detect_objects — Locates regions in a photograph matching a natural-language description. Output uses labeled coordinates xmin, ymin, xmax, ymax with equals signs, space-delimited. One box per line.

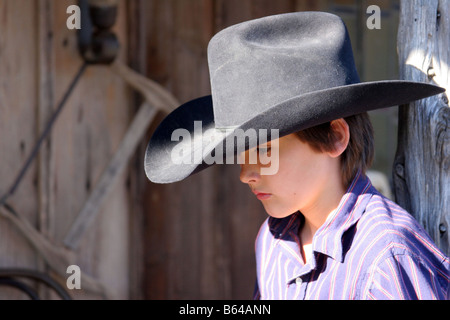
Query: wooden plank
xmin=394 ymin=0 xmax=449 ymax=255
xmin=0 ymin=0 xmax=41 ymax=299
xmin=36 ymin=0 xmax=56 ymax=299
xmin=124 ymin=0 xmax=147 ymax=300
xmin=47 ymin=0 xmax=133 ymax=299
xmin=37 ymin=0 xmax=55 ymax=241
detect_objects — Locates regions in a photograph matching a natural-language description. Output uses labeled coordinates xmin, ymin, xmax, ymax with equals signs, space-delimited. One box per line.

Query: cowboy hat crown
xmin=209 ymin=11 xmax=360 ymax=129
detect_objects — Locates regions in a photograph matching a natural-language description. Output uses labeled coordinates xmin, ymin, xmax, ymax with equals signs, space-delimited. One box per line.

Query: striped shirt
xmin=254 ymin=172 xmax=450 ymax=300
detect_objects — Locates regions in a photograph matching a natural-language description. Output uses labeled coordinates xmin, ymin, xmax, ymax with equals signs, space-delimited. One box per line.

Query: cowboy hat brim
xmin=145 ymin=80 xmax=444 ymax=184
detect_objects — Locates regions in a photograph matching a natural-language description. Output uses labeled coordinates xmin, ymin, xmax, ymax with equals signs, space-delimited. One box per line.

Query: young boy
xmin=144 ymin=12 xmax=449 ymax=299
xmin=242 ymin=115 xmax=449 ymax=299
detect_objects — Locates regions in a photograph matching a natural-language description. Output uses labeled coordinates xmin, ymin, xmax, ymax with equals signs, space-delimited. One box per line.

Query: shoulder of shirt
xmin=356 ymin=192 xmax=449 ymax=269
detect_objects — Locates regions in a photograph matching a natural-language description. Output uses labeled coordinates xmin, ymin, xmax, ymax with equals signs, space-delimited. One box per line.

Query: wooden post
xmin=394 ymin=0 xmax=449 ymax=255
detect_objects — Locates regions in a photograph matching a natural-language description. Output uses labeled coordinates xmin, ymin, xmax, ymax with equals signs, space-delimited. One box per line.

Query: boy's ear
xmin=327 ymin=118 xmax=350 ymax=158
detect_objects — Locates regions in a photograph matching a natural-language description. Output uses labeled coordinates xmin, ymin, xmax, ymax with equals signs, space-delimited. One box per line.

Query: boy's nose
xmin=239 ymin=163 xmax=260 ymax=184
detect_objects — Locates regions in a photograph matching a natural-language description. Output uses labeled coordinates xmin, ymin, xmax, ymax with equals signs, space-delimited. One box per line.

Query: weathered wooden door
xmin=0 ymin=0 xmax=140 ymax=299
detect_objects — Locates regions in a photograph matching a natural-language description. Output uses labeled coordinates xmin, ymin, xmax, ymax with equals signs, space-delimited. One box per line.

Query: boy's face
xmin=239 ymin=133 xmax=339 ymax=219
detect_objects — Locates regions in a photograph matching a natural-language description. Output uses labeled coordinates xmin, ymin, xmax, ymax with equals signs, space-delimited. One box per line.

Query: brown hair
xmin=295 ymin=112 xmax=374 ymax=188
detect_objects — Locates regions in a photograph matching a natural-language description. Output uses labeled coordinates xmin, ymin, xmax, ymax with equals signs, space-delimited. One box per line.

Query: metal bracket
xmin=77 ymin=0 xmax=120 ymax=64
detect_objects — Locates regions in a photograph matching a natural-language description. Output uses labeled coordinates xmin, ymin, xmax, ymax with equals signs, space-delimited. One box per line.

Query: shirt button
xmin=296 ymin=277 xmax=302 ymax=285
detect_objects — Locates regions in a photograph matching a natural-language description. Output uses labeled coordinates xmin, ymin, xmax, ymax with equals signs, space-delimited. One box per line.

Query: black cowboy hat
xmin=144 ymin=11 xmax=444 ymax=184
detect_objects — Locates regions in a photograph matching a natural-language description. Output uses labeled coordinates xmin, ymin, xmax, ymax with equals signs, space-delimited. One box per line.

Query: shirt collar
xmin=313 ymin=171 xmax=374 ymax=262
xmin=267 ymin=171 xmax=375 ymax=263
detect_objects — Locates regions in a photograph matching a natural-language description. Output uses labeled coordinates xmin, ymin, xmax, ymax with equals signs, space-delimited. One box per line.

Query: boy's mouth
xmin=252 ymin=190 xmax=272 ymax=200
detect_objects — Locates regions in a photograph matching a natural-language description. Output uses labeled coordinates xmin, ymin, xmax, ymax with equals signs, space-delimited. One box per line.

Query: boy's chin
xmin=263 ymin=206 xmax=296 ymax=219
